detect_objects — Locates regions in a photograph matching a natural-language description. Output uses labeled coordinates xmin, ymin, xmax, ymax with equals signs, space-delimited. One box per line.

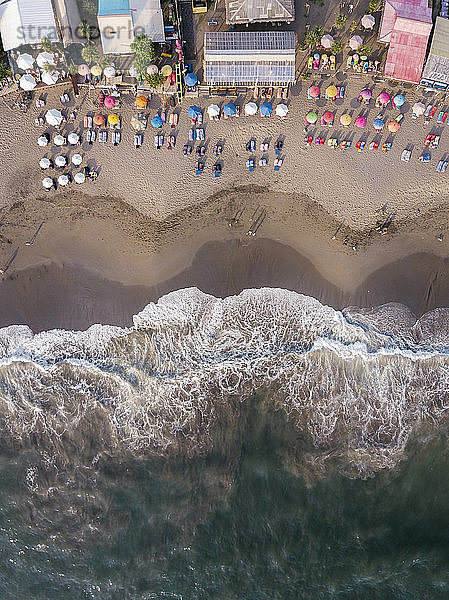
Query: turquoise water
xmin=1 ymin=403 xmax=449 ymax=600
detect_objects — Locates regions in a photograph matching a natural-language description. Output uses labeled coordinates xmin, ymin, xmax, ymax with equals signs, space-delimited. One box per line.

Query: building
xmin=378 ymin=0 xmax=433 ymax=84
xmin=420 ymin=17 xmax=449 ymax=90
xmin=0 ymin=0 xmax=58 ymax=52
xmin=203 ymin=31 xmax=296 ymax=88
xmin=225 ymin=0 xmax=294 ymax=25
xmin=97 ymin=0 xmax=164 ymax=55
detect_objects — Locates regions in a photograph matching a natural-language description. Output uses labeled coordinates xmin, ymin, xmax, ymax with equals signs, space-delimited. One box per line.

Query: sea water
xmin=0 ymin=288 xmax=449 ymax=599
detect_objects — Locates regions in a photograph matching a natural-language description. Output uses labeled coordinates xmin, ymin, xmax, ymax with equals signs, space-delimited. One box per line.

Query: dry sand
xmin=0 ymin=81 xmax=448 ymax=330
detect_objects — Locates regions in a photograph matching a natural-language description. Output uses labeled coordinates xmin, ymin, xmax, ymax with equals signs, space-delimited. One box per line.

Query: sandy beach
xmin=0 ymin=80 xmax=449 ymax=330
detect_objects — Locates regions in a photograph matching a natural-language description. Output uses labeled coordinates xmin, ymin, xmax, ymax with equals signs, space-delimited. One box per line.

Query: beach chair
xmin=330 ymin=55 xmax=335 ymax=70
xmin=195 ymin=161 xmax=203 ymax=175
xmin=313 ymin=57 xmax=320 ymax=70
xmin=214 ymin=144 xmax=223 ymax=156
xmin=274 ymin=158 xmax=283 ymax=171
xmin=275 ymin=140 xmax=283 ymax=155
xmin=259 ymin=157 xmax=268 ymax=166
xmin=246 ymin=158 xmax=255 ymax=172
xmin=442 ymin=112 xmax=448 ymax=124
xmin=213 ymin=163 xmax=222 ymax=177
xmin=188 ymin=129 xmax=196 ymax=141
xmin=197 ymin=128 xmax=205 ymax=141
xmin=437 ymin=111 xmax=444 ymax=124
xmin=308 ymin=56 xmax=313 ymax=70
xmin=424 ymin=105 xmax=432 ymax=118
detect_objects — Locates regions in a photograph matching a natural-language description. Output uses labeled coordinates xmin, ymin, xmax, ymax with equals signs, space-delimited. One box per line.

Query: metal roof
xmin=0 ymin=0 xmax=58 ymax=51
xmin=98 ymin=0 xmax=131 ymax=16
xmin=421 ymin=17 xmax=449 ymax=86
xmin=205 ymin=31 xmax=295 ymax=52
xmin=428 ymin=16 xmax=449 ymax=58
xmin=225 ymin=0 xmax=294 ymax=24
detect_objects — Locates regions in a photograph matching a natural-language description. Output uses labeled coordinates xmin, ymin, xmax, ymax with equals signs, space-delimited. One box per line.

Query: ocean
xmin=1 ymin=287 xmax=449 ymax=599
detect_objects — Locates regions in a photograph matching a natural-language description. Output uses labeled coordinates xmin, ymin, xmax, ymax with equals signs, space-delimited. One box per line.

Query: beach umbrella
xmin=131 ymin=113 xmax=147 ymax=130
xmin=349 ymin=35 xmax=363 ymax=50
xmin=136 ymin=95 xmax=147 ymax=108
xmin=185 ymin=72 xmax=198 ymax=86
xmin=326 ymin=85 xmax=338 ymax=98
xmin=20 ymin=74 xmax=36 ymax=91
xmin=17 ymin=53 xmax=34 ymax=70
xmin=362 ymin=14 xmax=376 ymax=29
xmin=340 ymin=113 xmax=352 ymax=126
xmin=412 ymin=101 xmax=425 ymax=116
xmin=41 ymin=70 xmax=59 ymax=85
xmin=187 ymin=105 xmax=201 ymax=118
xmin=71 ymin=153 xmax=83 ymax=166
xmin=306 ymin=110 xmax=318 ymax=124
xmin=147 ymin=64 xmax=159 ymax=76
xmin=323 ymin=111 xmax=334 ymax=123
xmin=313 ymin=53 xmax=320 ymax=60
xmin=55 ymin=155 xmax=67 ymax=167
xmin=393 ymin=94 xmax=405 ymax=108
xmin=223 ymin=103 xmax=236 ymax=116
xmin=308 ymin=85 xmax=320 ymax=98
xmin=46 ymin=109 xmax=63 ymax=127
xmin=104 ymin=66 xmax=116 ymax=78
xmin=244 ymin=102 xmax=258 ymax=116
xmin=58 ymin=174 xmax=69 ymax=186
xmin=37 ymin=135 xmax=49 ymax=147
xmin=355 ymin=115 xmax=367 ymax=128
xmin=91 ymin=65 xmax=102 ymax=77
xmin=42 ymin=177 xmax=53 ymax=189
xmin=108 ymin=113 xmax=119 ymax=125
xmin=260 ymin=102 xmax=273 ymax=116
xmin=36 ymin=52 xmax=55 ymax=68
xmin=39 ymin=158 xmax=50 ymax=169
xmin=78 ymin=63 xmax=90 ymax=76
xmin=207 ymin=104 xmax=220 ymax=117
xmin=373 ymin=117 xmax=384 ymax=130
xmin=104 ymin=95 xmax=116 ymax=108
xmin=321 ymin=34 xmax=334 ymax=49
xmin=68 ymin=132 xmax=79 ymax=145
xmin=93 ymin=113 xmax=105 ymax=126
xmin=275 ymin=103 xmax=288 ymax=118
xmin=161 ymin=64 xmax=172 ymax=77
xmin=378 ymin=91 xmax=390 ymax=105
xmin=388 ymin=120 xmax=400 ymax=132
xmin=54 ymin=134 xmax=66 ymax=146
xmin=128 ymin=66 xmax=138 ymax=78
xmin=151 ymin=115 xmax=163 ymax=128
xmin=360 ymin=88 xmax=372 ymax=100
xmin=74 ymin=172 xmax=86 ymax=184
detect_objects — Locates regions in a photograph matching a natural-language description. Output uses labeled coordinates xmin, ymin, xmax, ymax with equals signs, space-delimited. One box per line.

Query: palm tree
xmin=130 ymin=34 xmax=155 ymax=61
xmin=40 ymin=36 xmax=57 ymax=53
xmin=334 ymin=14 xmax=347 ymax=28
xmin=78 ymin=20 xmax=91 ymax=44
xmin=81 ymin=44 xmax=101 ymax=64
xmin=306 ymin=25 xmax=323 ymax=47
xmin=331 ymin=40 xmax=342 ymax=54
xmin=0 ymin=63 xmax=11 ymax=82
xmin=357 ymin=45 xmax=372 ymax=56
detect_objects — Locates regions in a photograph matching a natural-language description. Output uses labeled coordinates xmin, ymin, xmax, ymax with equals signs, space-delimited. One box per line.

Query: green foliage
xmin=300 ymin=70 xmax=311 ymax=80
xmin=132 ymin=55 xmax=150 ymax=80
xmin=298 ymin=39 xmax=308 ymax=51
xmin=41 ymin=63 xmax=56 ymax=73
xmin=81 ymin=44 xmax=101 ymax=64
xmin=68 ymin=62 xmax=79 ymax=75
xmin=145 ymin=72 xmax=165 ymax=88
xmin=100 ymin=54 xmax=114 ymax=68
xmin=81 ymin=0 xmax=97 ymax=15
xmin=334 ymin=13 xmax=347 ymax=28
xmin=305 ymin=25 xmax=323 ymax=46
xmin=130 ymin=34 xmax=155 ymax=61
xmin=330 ymin=40 xmax=342 ymax=54
xmin=349 ymin=20 xmax=357 ymax=33
xmin=368 ymin=0 xmax=380 ymax=13
xmin=78 ymin=20 xmax=91 ymax=43
xmin=40 ymin=36 xmax=57 ymax=53
xmin=358 ymin=44 xmax=372 ymax=56
xmin=0 ymin=62 xmax=11 ymax=82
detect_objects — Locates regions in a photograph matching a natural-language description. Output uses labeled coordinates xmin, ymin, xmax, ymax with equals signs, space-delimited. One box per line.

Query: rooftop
xmin=98 ymin=0 xmax=131 ymax=16
xmin=225 ymin=0 xmax=294 ymax=24
xmin=421 ymin=17 xmax=449 ymax=87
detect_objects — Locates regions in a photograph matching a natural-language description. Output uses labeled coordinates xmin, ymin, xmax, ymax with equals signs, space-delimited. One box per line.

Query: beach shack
xmin=420 ymin=17 xmax=449 ymax=90
xmin=378 ymin=0 xmax=433 ymax=84
xmin=97 ymin=0 xmax=165 ymax=55
xmin=225 ymin=0 xmax=294 ymax=24
xmin=203 ymin=31 xmax=296 ymax=95
xmin=0 ymin=0 xmax=59 ymax=51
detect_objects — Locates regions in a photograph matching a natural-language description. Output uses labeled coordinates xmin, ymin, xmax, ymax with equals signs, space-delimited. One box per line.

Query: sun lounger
xmin=308 ymin=56 xmax=313 ymax=70
xmin=134 ymin=134 xmax=142 ymax=149
xmin=274 ymin=158 xmax=283 ymax=171
xmin=259 ymin=157 xmax=268 ymax=166
xmin=246 ymin=139 xmax=256 ymax=152
xmin=275 ymin=140 xmax=283 ymax=155
xmin=197 ymin=128 xmax=205 ymax=141
xmin=213 ymin=163 xmax=222 ymax=177
xmin=214 ymin=144 xmax=223 ymax=156
xmin=99 ymin=130 xmax=107 ymax=143
xmin=195 ymin=161 xmax=204 ymax=175
xmin=172 ymin=113 xmax=178 ymax=128
xmin=330 ymin=55 xmax=335 ymax=70
xmin=189 ymin=129 xmax=196 ymax=141
xmin=327 ymin=138 xmax=338 ymax=148
xmin=437 ymin=111 xmax=444 ymax=124
xmin=246 ymin=158 xmax=255 ymax=172
xmin=419 ymin=152 xmax=430 ymax=162
xmin=442 ymin=112 xmax=448 ymax=124
xmin=369 ymin=141 xmax=378 ymax=150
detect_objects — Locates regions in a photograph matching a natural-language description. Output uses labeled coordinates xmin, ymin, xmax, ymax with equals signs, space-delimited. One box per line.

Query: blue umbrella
xmin=185 ymin=72 xmax=198 ymax=87
xmin=373 ymin=117 xmax=384 ymax=130
xmin=393 ymin=94 xmax=405 ymax=108
xmin=187 ymin=105 xmax=201 ymax=118
xmin=314 ymin=53 xmax=320 ymax=59
xmin=260 ymin=102 xmax=273 ymax=116
xmin=223 ymin=102 xmax=236 ymax=116
xmin=151 ymin=115 xmax=163 ymax=128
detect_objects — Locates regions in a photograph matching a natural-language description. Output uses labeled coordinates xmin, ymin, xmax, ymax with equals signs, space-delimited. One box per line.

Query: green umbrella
xmin=306 ymin=110 xmax=318 ymax=124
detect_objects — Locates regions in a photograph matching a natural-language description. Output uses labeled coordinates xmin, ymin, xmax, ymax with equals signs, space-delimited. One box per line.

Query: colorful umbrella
xmin=207 ymin=104 xmax=220 ymax=117
xmin=412 ymin=101 xmax=425 ymax=116
xmin=340 ymin=113 xmax=352 ymax=126
xmin=308 ymin=85 xmax=320 ymax=98
xmin=91 ymin=65 xmax=102 ymax=77
xmin=360 ymin=89 xmax=372 ymax=100
xmin=323 ymin=111 xmax=334 ymax=123
xmin=313 ymin=53 xmax=320 ymax=60
xmin=275 ymin=103 xmax=288 ymax=118
xmin=161 ymin=64 xmax=172 ymax=77
xmin=93 ymin=113 xmax=105 ymax=126
xmin=46 ymin=109 xmax=63 ymax=127
xmin=321 ymin=34 xmax=334 ymax=49
xmin=104 ymin=96 xmax=116 ymax=108
xmin=378 ymin=92 xmax=390 ymax=105
xmin=388 ymin=120 xmax=400 ymax=132
xmin=42 ymin=177 xmax=53 ymax=189
xmin=136 ymin=96 xmax=147 ymax=108
xmin=78 ymin=64 xmax=90 ymax=76
xmin=19 ymin=74 xmax=36 ymax=91
xmin=355 ymin=115 xmax=367 ymax=128
xmin=223 ymin=103 xmax=236 ymax=116
xmin=151 ymin=115 xmax=163 ymax=128
xmin=104 ymin=66 xmax=116 ymax=78
xmin=326 ymin=85 xmax=338 ymax=98
xmin=373 ymin=118 xmax=384 ymax=130
xmin=349 ymin=35 xmax=363 ymax=50
xmin=108 ymin=113 xmax=119 ymax=125
xmin=260 ymin=102 xmax=273 ymax=116
xmin=185 ymin=72 xmax=198 ymax=86
xmin=361 ymin=14 xmax=375 ymax=29
xmin=306 ymin=110 xmax=318 ymax=124
xmin=244 ymin=102 xmax=258 ymax=116
xmin=393 ymin=94 xmax=405 ymax=108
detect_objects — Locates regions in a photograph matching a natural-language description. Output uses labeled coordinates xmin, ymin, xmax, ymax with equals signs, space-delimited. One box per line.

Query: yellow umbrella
xmin=91 ymin=65 xmax=102 ymax=77
xmin=108 ymin=113 xmax=119 ymax=125
xmin=161 ymin=64 xmax=172 ymax=77
xmin=340 ymin=113 xmax=352 ymax=126
xmin=136 ymin=95 xmax=147 ymax=108
xmin=326 ymin=85 xmax=338 ymax=98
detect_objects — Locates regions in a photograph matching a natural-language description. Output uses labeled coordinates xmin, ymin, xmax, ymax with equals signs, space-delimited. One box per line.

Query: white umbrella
xmin=104 ymin=66 xmax=116 ymax=78
xmin=55 ymin=155 xmax=67 ymax=167
xmin=68 ymin=132 xmax=79 ymax=145
xmin=37 ymin=135 xmax=49 ymax=147
xmin=41 ymin=70 xmax=59 ymax=86
xmin=361 ymin=14 xmax=376 ymax=29
xmin=71 ymin=153 xmax=83 ymax=166
xmin=244 ymin=102 xmax=258 ymax=116
xmin=349 ymin=35 xmax=363 ymax=50
xmin=207 ymin=104 xmax=220 ymax=117
xmin=42 ymin=177 xmax=53 ymax=189
xmin=54 ymin=134 xmax=66 ymax=146
xmin=321 ymin=34 xmax=334 ymax=49
xmin=36 ymin=52 xmax=55 ymax=68
xmin=17 ymin=53 xmax=34 ymax=70
xmin=129 ymin=66 xmax=138 ymax=78
xmin=412 ymin=101 xmax=426 ymax=116
xmin=58 ymin=174 xmax=69 ymax=186
xmin=46 ymin=109 xmax=63 ymax=126
xmin=39 ymin=158 xmax=51 ymax=169
xmin=20 ymin=74 xmax=36 ymax=90
xmin=275 ymin=103 xmax=288 ymax=117
xmin=74 ymin=172 xmax=86 ymax=184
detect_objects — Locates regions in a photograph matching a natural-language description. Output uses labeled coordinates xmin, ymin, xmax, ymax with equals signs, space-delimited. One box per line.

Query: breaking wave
xmin=1 ymin=287 xmax=449 ymax=474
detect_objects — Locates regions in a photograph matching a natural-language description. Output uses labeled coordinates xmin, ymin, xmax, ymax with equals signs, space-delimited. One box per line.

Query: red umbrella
xmin=323 ymin=111 xmax=334 ymax=123
xmin=104 ymin=96 xmax=115 ymax=109
xmin=93 ymin=113 xmax=105 ymax=126
xmin=308 ymin=85 xmax=320 ymax=98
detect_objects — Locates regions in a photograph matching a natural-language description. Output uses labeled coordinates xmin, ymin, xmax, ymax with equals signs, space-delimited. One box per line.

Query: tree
xmin=145 ymin=73 xmax=165 ymax=88
xmin=78 ymin=20 xmax=91 ymax=44
xmin=331 ymin=40 xmax=342 ymax=54
xmin=368 ymin=0 xmax=380 ymax=13
xmin=68 ymin=62 xmax=79 ymax=75
xmin=40 ymin=36 xmax=57 ymax=53
xmin=334 ymin=13 xmax=347 ymax=28
xmin=0 ymin=63 xmax=11 ymax=82
xmin=358 ymin=44 xmax=372 ymax=56
xmin=300 ymin=70 xmax=311 ymax=80
xmin=298 ymin=38 xmax=308 ymax=51
xmin=349 ymin=20 xmax=357 ymax=33
xmin=100 ymin=54 xmax=114 ymax=68
xmin=305 ymin=25 xmax=323 ymax=46
xmin=130 ymin=34 xmax=155 ymax=61
xmin=81 ymin=44 xmax=101 ymax=64
xmin=42 ymin=62 xmax=57 ymax=73
xmin=81 ymin=0 xmax=97 ymax=15
xmin=132 ymin=55 xmax=150 ymax=80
